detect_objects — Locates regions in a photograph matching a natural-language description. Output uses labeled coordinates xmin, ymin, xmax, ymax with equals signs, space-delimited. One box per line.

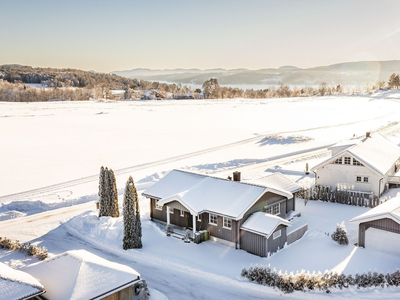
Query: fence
xmin=287 ymin=224 xmax=308 ymax=245
xmin=297 ymin=185 xmax=380 ymax=208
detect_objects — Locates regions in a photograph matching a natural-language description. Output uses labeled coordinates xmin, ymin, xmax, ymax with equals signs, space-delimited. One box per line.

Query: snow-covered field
xmin=1 ymin=91 xmax=400 ymax=299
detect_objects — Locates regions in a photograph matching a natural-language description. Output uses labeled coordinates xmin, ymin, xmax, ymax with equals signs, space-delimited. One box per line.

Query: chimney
xmin=233 ymin=171 xmax=241 ymax=182
xmin=366 ymin=132 xmax=371 ymax=138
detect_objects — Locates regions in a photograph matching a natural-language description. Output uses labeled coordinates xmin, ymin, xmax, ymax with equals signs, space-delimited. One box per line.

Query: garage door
xmin=365 ymin=227 xmax=400 ymax=255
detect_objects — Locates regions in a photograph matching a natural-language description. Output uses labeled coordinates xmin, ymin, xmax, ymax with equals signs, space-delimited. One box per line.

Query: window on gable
xmin=209 ymin=214 xmax=217 ymax=225
xmin=353 ymin=158 xmax=363 ymax=166
xmin=334 ymin=158 xmax=342 ymax=164
xmin=223 ymin=217 xmax=232 ymax=229
xmin=266 ymin=203 xmax=280 ymax=215
xmin=363 ymin=177 xmax=369 ymax=183
xmin=273 ymin=230 xmax=281 ymax=239
xmin=344 ymin=157 xmax=351 ymax=165
xmin=356 ymin=176 xmax=362 ymax=182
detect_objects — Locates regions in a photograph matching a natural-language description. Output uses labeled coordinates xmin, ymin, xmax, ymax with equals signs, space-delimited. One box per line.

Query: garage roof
xmin=240 ymin=212 xmax=291 ymax=238
xmin=350 ymin=196 xmax=400 ymax=225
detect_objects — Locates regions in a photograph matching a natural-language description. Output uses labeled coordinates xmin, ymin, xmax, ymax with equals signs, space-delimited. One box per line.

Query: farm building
xmin=143 ymin=169 xmax=305 ymax=257
xmin=22 ymin=250 xmax=142 ymax=300
xmin=0 ymin=262 xmax=45 ymax=300
xmin=350 ymin=196 xmax=400 ymax=255
xmin=312 ymin=133 xmax=400 ymax=197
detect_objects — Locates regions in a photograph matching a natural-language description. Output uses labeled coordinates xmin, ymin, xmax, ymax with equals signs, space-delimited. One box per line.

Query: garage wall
xmin=240 ymin=230 xmax=267 ymax=257
xmin=358 ymin=218 xmax=400 ymax=247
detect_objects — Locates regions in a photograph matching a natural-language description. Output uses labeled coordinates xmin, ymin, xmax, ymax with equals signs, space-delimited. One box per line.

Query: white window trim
xmin=197 ymin=214 xmax=202 ymax=222
xmin=363 ymin=177 xmax=369 ymax=183
xmin=266 ymin=203 xmax=280 ymax=216
xmin=356 ymin=176 xmax=362 ymax=182
xmin=344 ymin=157 xmax=351 ymax=165
xmin=180 ymin=210 xmax=185 ymax=217
xmin=223 ymin=217 xmax=232 ymax=230
xmin=168 ymin=207 xmax=174 ymax=214
xmin=155 ymin=200 xmax=162 ymax=211
xmin=273 ymin=230 xmax=281 ymax=240
xmin=209 ymin=214 xmax=217 ymax=226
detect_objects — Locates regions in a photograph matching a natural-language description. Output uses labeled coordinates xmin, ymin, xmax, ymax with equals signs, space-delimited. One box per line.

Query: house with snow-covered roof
xmin=0 ymin=262 xmax=45 ymax=300
xmin=143 ymin=169 xmax=304 ymax=257
xmin=350 ymin=196 xmax=400 ymax=255
xmin=311 ymin=133 xmax=400 ymax=197
xmin=22 ymin=250 xmax=142 ymax=300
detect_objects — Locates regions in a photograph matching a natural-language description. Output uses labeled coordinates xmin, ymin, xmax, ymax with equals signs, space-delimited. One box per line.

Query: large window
xmin=266 ymin=203 xmax=280 ymax=215
xmin=209 ymin=214 xmax=217 ymax=225
xmin=344 ymin=157 xmax=351 ymax=165
xmin=223 ymin=217 xmax=232 ymax=229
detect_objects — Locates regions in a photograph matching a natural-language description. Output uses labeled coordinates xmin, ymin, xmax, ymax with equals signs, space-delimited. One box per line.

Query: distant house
xmin=312 ymin=133 xmax=400 ymax=197
xmin=350 ymin=196 xmax=400 ymax=255
xmin=23 ymin=250 xmax=142 ymax=300
xmin=141 ymin=89 xmax=164 ymax=100
xmin=143 ymin=169 xmax=304 ymax=257
xmin=173 ymin=93 xmax=194 ymax=100
xmin=0 ymin=262 xmax=45 ymax=300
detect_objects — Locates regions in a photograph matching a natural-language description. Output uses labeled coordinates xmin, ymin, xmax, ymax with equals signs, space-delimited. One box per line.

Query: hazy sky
xmin=1 ymin=0 xmax=399 ymax=72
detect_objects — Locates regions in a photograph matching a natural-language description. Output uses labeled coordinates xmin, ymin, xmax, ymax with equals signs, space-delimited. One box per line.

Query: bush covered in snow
xmin=0 ymin=237 xmax=49 ymax=260
xmin=241 ymin=265 xmax=400 ymax=293
xmin=331 ymin=221 xmax=349 ymax=245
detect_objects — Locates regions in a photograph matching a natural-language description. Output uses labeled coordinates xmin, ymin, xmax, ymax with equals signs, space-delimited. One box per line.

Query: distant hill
xmin=112 ymin=60 xmax=400 ymax=86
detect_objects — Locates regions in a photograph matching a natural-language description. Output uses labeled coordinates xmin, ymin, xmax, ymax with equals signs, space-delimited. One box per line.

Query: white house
xmin=311 ymin=133 xmax=400 ymax=197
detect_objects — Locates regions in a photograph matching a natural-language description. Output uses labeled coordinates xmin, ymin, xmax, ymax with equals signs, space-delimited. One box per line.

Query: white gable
xmin=0 ymin=262 xmax=44 ymax=300
xmin=22 ymin=250 xmax=140 ymax=300
xmin=143 ymin=170 xmax=292 ymax=219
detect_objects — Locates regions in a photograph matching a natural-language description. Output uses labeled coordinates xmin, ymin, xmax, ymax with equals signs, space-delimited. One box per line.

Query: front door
xmin=187 ymin=213 xmax=193 ymax=229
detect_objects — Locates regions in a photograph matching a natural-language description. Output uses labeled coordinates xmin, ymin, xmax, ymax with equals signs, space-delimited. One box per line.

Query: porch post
xmin=192 ymin=214 xmax=197 ymax=239
xmin=166 ymin=206 xmax=170 ymax=225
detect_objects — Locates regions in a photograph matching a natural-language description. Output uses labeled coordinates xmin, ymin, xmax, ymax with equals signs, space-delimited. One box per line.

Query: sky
xmin=1 ymin=0 xmax=400 ymax=73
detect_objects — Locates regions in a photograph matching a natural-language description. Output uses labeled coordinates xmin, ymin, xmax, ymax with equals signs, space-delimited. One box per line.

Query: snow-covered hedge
xmin=241 ymin=265 xmax=400 ymax=294
xmin=0 ymin=237 xmax=49 ymax=260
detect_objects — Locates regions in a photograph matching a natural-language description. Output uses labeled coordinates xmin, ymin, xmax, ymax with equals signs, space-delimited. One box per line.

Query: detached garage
xmin=350 ymin=196 xmax=400 ymax=255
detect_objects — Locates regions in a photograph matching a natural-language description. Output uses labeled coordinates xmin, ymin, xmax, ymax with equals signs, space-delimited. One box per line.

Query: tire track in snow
xmin=1 ymin=112 xmax=398 ymax=203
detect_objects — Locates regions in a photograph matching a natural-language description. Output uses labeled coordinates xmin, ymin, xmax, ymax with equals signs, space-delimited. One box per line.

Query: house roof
xmin=22 ymin=250 xmax=140 ymax=300
xmin=142 ymin=169 xmax=293 ymax=220
xmin=248 ymin=172 xmax=302 ymax=194
xmin=350 ymin=196 xmax=400 ymax=225
xmin=312 ymin=134 xmax=400 ymax=176
xmin=0 ymin=262 xmax=44 ymax=300
xmin=240 ymin=212 xmax=291 ymax=238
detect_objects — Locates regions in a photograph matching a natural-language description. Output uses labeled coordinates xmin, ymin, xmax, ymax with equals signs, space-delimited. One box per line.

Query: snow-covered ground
xmin=1 ymin=91 xmax=400 ymax=299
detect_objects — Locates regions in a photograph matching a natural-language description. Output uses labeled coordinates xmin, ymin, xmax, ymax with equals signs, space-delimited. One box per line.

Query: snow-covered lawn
xmin=1 ymin=92 xmax=400 ymax=299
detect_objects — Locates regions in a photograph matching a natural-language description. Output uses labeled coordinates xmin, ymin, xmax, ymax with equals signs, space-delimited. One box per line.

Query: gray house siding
xmin=240 ymin=230 xmax=267 ymax=257
xmin=267 ymin=225 xmax=287 ymax=253
xmin=244 ymin=192 xmax=287 ymax=218
xmin=286 ymin=197 xmax=294 ymax=213
xmin=206 ymin=213 xmax=238 ymax=243
xmin=358 ymin=218 xmax=400 ymax=247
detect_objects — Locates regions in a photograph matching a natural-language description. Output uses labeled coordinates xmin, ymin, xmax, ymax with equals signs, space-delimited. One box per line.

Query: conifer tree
xmin=98 ymin=166 xmax=108 ymax=217
xmin=133 ymin=178 xmax=142 ymax=248
xmin=108 ymin=169 xmax=119 ymax=217
xmin=123 ymin=176 xmax=135 ymax=250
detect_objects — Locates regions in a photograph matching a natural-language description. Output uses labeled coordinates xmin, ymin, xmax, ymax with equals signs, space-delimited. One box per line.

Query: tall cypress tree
xmin=109 ymin=169 xmax=119 ymax=218
xmin=98 ymin=166 xmax=107 ymax=217
xmin=123 ymin=176 xmax=135 ymax=250
xmin=133 ymin=178 xmax=142 ymax=248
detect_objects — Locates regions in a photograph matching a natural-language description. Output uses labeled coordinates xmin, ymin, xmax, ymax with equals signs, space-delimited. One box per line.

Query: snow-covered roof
xmin=328 ymin=138 xmax=361 ymax=149
xmin=0 ymin=262 xmax=44 ymax=300
xmin=22 ymin=250 xmax=140 ymax=300
xmin=240 ymin=212 xmax=291 ymax=238
xmin=350 ymin=196 xmax=400 ymax=225
xmin=312 ymin=134 xmax=400 ymax=176
xmin=143 ymin=169 xmax=292 ymax=220
xmin=248 ymin=172 xmax=302 ymax=194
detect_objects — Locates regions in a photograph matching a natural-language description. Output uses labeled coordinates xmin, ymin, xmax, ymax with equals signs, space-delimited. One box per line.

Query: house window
xmin=344 ymin=157 xmax=351 ymax=165
xmin=266 ymin=203 xmax=280 ymax=215
xmin=223 ymin=217 xmax=232 ymax=229
xmin=209 ymin=214 xmax=217 ymax=225
xmin=334 ymin=158 xmax=342 ymax=164
xmin=273 ymin=230 xmax=281 ymax=239
xmin=356 ymin=176 xmax=362 ymax=182
xmin=353 ymin=158 xmax=363 ymax=166
xmin=180 ymin=210 xmax=185 ymax=217
xmin=197 ymin=214 xmax=202 ymax=222
xmin=363 ymin=177 xmax=369 ymax=183
xmin=168 ymin=207 xmax=174 ymax=214
xmin=155 ymin=200 xmax=162 ymax=210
